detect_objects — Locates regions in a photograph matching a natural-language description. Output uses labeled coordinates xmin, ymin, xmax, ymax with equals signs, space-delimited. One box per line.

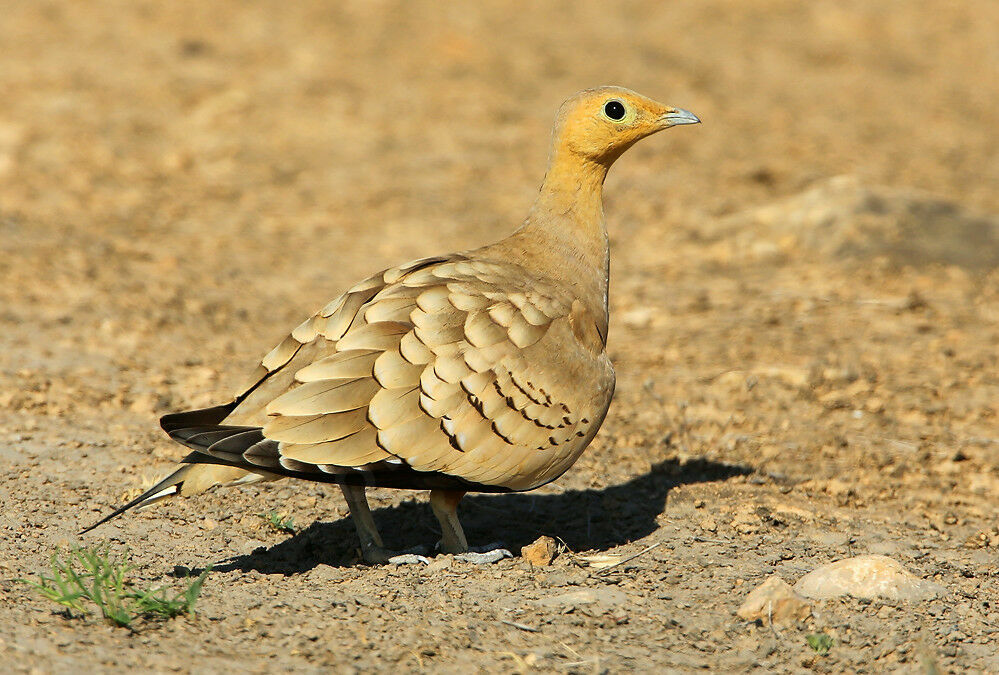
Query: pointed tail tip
xmin=78 ymin=479 xmax=184 ymax=535
xmin=79 ymin=512 xmax=117 ymax=535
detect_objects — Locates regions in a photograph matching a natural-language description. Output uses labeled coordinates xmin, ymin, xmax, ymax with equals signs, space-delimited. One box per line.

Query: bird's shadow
xmin=206 ymin=458 xmax=750 ymax=576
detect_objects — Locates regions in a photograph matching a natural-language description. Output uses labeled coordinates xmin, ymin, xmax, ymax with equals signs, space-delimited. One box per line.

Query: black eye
xmin=604 ymin=100 xmax=626 ymax=120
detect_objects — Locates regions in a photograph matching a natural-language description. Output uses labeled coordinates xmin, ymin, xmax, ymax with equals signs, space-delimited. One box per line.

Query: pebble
xmin=306 ymin=565 xmax=343 ymax=583
xmin=424 ymin=557 xmax=453 ymax=574
xmin=521 ymin=536 xmax=558 ymax=566
xmin=736 ymin=575 xmax=811 ymax=626
xmin=794 ymin=555 xmax=947 ymax=601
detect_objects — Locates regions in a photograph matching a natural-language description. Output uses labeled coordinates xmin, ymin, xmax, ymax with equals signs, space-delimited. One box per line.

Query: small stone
xmin=307 ymin=565 xmax=343 ymax=583
xmin=521 ymin=536 xmax=559 ymax=566
xmin=424 ymin=557 xmax=453 ymax=574
xmin=621 ymin=307 xmax=653 ymax=328
xmin=731 ymin=510 xmax=761 ymax=535
xmin=794 ymin=555 xmax=947 ymax=602
xmin=736 ymin=575 xmax=811 ymax=626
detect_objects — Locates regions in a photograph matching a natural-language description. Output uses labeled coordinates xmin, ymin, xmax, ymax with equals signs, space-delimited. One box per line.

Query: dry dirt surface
xmin=2 ymin=1 xmax=998 ymax=672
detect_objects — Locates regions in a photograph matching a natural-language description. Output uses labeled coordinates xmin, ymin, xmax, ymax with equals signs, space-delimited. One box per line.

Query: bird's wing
xmin=165 ymin=254 xmax=615 ymax=492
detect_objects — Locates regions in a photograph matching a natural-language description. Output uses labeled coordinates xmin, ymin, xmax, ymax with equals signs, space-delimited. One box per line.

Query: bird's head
xmin=551 ymin=86 xmax=700 ymax=166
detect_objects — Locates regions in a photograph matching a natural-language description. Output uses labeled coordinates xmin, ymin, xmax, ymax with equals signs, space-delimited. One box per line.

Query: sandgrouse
xmin=84 ymin=87 xmax=699 ymax=563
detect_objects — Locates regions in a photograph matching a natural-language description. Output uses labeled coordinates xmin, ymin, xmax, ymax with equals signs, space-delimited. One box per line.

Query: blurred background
xmin=1 ymin=1 xmax=997 ymax=670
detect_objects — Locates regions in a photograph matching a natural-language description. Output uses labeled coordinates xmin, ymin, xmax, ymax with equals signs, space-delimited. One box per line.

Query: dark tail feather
xmin=79 ymin=464 xmax=194 ymax=534
xmin=81 ymin=403 xmax=238 ymax=535
xmin=160 ymin=401 xmax=238 ymax=434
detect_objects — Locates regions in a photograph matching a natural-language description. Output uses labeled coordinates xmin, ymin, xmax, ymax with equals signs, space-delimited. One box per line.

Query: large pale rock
xmin=712 ymin=175 xmax=999 ymax=270
xmin=736 ymin=575 xmax=811 ymax=626
xmin=794 ymin=555 xmax=947 ymax=601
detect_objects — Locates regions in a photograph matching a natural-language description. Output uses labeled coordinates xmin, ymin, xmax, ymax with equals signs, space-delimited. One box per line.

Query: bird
xmin=83 ymin=86 xmax=700 ymax=564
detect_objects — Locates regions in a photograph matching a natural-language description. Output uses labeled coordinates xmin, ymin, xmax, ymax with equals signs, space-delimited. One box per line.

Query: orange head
xmin=550 ymin=86 xmax=699 ymax=166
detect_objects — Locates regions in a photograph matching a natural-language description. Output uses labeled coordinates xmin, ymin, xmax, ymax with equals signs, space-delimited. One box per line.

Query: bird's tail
xmin=80 ymin=460 xmax=272 ymax=534
xmin=80 ymin=465 xmax=195 ymax=534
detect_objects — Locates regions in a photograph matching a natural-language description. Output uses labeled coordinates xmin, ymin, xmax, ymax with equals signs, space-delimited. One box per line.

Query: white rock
xmin=794 ymin=555 xmax=947 ymax=601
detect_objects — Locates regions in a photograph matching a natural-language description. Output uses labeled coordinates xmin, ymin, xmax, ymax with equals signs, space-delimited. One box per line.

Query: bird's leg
xmin=339 ymin=483 xmax=388 ymax=562
xmin=339 ymin=483 xmax=431 ymax=565
xmin=429 ymin=489 xmax=468 ymax=553
xmin=429 ymin=489 xmax=513 ymax=564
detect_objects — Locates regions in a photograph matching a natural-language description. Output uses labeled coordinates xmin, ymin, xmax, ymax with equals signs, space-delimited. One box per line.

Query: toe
xmin=454 ymin=548 xmax=513 ymax=564
xmin=387 ymin=553 xmax=432 ymax=565
xmin=359 ymin=543 xmax=433 ymax=565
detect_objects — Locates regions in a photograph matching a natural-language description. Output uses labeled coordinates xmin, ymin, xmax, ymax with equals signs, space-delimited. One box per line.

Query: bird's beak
xmin=659 ymin=108 xmax=701 ymax=128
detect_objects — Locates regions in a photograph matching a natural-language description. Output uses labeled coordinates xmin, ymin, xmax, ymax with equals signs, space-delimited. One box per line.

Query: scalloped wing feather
xmin=179 ymin=254 xmax=613 ymax=491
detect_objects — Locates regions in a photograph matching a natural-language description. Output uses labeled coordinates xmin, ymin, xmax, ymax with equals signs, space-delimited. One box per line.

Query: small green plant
xmin=18 ymin=546 xmax=209 ymax=629
xmin=262 ymin=510 xmax=296 ymax=534
xmin=806 ymin=632 xmax=834 ymax=656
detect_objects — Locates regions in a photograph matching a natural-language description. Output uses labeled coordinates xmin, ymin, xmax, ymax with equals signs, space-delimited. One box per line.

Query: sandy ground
xmin=1 ymin=1 xmax=998 ymax=672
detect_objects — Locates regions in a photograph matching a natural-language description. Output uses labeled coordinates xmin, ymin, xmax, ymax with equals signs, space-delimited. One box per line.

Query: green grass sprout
xmin=806 ymin=632 xmax=834 ymax=656
xmin=262 ymin=510 xmax=296 ymax=534
xmin=18 ymin=546 xmax=210 ymax=629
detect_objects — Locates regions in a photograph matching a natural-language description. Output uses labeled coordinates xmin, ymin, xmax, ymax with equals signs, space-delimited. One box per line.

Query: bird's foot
xmin=358 ymin=543 xmax=432 ymax=565
xmin=452 ymin=542 xmax=513 ymax=565
xmin=360 ymin=541 xmax=512 ymax=566
xmin=387 ymin=553 xmax=433 ymax=565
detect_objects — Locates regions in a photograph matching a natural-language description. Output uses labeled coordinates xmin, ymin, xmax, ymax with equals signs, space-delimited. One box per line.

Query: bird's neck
xmin=534 ymin=149 xmax=609 ymax=221
xmin=505 ymin=148 xmax=612 ymax=329
xmin=527 ymin=150 xmax=609 ymax=273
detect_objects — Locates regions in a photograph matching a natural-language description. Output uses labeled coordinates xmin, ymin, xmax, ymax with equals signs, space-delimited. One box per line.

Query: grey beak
xmin=661 ymin=108 xmax=701 ymax=127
